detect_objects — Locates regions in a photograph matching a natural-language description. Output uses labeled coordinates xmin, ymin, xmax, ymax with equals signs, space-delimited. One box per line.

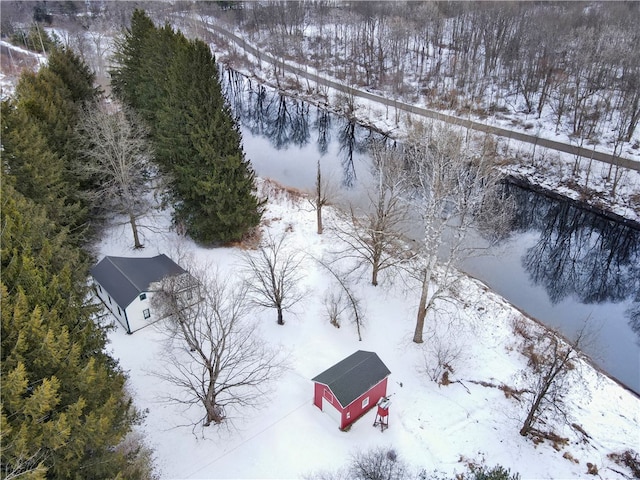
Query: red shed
xmin=312 ymin=350 xmax=391 ymax=430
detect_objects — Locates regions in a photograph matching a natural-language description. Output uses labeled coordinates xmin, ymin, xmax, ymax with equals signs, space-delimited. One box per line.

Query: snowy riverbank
xmin=170 ymin=13 xmax=640 ymax=226
xmin=97 ymin=180 xmax=639 ymax=479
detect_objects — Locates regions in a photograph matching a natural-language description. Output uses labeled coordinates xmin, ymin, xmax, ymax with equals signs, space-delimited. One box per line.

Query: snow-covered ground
xmin=95 ymin=180 xmax=639 ymax=479
xmin=0 ymin=40 xmax=46 ymax=99
xmin=2 ymin=19 xmax=637 ymax=477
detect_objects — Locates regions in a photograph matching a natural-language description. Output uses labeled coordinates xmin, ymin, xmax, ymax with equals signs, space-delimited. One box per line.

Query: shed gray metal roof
xmin=90 ymin=255 xmax=186 ymax=309
xmin=312 ymin=351 xmax=390 ymax=407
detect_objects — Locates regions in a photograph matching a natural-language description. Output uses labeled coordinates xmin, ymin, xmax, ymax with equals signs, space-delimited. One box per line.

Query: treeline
xmin=110 ymin=9 xmax=262 ymax=244
xmin=215 ymin=1 xmax=639 ymax=151
xmin=1 ymin=47 xmax=153 ymax=478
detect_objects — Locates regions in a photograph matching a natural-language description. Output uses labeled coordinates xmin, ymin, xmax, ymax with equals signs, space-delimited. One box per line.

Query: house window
xmin=139 ymin=293 xmax=147 ymax=301
xmin=346 ymin=412 xmax=351 ymax=419
xmin=108 ymin=295 xmax=112 ymax=304
xmin=98 ymin=284 xmax=102 ymax=292
xmin=143 ymin=308 xmax=151 ymax=319
xmin=362 ymin=397 xmax=369 ymax=409
xmin=117 ymin=306 xmax=121 ymax=315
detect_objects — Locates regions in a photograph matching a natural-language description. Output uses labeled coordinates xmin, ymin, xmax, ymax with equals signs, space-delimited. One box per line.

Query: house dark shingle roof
xmin=90 ymin=254 xmax=186 ymax=309
xmin=312 ymin=351 xmax=390 ymax=407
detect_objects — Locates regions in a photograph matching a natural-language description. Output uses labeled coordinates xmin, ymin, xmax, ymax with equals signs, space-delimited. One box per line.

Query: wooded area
xmin=1 ymin=2 xmax=638 ymax=477
xmin=1 ymin=6 xmax=264 ymax=478
xmin=211 ymin=1 xmax=639 ymax=152
xmin=110 ymin=9 xmax=263 ymax=244
xmin=1 ymin=46 xmax=154 ymax=479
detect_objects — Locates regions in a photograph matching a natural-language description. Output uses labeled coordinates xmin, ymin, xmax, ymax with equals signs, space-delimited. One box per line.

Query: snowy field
xmin=94 ymin=180 xmax=639 ymax=479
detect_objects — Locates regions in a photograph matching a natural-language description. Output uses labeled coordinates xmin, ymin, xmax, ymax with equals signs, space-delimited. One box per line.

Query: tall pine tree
xmin=109 ymin=9 xmax=156 ymax=109
xmin=1 ymin=179 xmax=146 ymax=479
xmin=2 ymin=41 xmax=154 ymax=479
xmin=6 ymin=46 xmax=101 ymax=245
xmin=110 ymin=11 xmax=263 ymax=244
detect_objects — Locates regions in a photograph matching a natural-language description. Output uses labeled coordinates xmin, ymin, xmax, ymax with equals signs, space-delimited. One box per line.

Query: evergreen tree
xmin=13 ymin=68 xmax=77 ymax=160
xmin=2 ymin=41 xmax=154 ymax=479
xmin=110 ymin=9 xmax=156 ymax=106
xmin=110 ymin=11 xmax=263 ymax=244
xmin=47 ymin=46 xmax=99 ymax=104
xmin=1 ymin=178 xmax=146 ymax=479
xmin=180 ymin=139 xmax=262 ymax=244
xmin=162 ymin=37 xmax=263 ymax=243
xmin=1 ymin=102 xmax=71 ymax=226
xmin=110 ymin=11 xmax=175 ymax=129
xmin=152 ymin=29 xmax=193 ymax=171
xmin=7 ymin=46 xmax=100 ymax=244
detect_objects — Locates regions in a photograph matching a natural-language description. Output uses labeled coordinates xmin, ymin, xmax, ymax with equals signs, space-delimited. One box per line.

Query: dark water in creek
xmin=221 ymin=69 xmax=640 ymax=394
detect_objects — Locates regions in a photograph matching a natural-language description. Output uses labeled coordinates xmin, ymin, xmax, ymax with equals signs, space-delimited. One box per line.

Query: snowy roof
xmin=90 ymin=254 xmax=186 ymax=309
xmin=312 ymin=351 xmax=390 ymax=408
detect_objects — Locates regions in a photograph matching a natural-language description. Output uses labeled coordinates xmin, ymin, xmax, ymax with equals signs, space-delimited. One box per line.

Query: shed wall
xmin=314 ymin=377 xmax=389 ymax=430
xmin=341 ymin=377 xmax=388 ymax=430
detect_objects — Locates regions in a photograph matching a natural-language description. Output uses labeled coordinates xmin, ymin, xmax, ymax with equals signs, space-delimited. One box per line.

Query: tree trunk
xmin=519 ymin=403 xmax=538 ymax=436
xmin=316 ymin=204 xmax=323 ymax=234
xmin=625 ymin=92 xmax=640 ymax=141
xmin=371 ymin=248 xmax=381 ymax=286
xmin=204 ymin=401 xmax=223 ymax=426
xmin=276 ymin=305 xmax=284 ymax=325
xmin=520 ymin=376 xmax=551 ymax=436
xmin=130 ymin=212 xmax=143 ymax=249
xmin=315 ymin=160 xmax=324 ymax=234
xmin=413 ymin=268 xmax=429 ymax=343
xmin=204 ymin=381 xmax=223 ymax=426
xmin=520 ymin=341 xmax=570 ymax=436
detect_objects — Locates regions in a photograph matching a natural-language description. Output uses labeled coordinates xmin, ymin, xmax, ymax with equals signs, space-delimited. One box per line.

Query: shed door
xmin=322 ymin=396 xmax=342 ymax=425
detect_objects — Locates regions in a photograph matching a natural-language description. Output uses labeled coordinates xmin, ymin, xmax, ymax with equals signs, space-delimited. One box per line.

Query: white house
xmin=90 ymin=254 xmax=190 ymax=334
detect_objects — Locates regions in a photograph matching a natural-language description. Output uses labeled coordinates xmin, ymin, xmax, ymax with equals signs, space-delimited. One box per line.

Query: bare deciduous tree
xmin=332 ymin=141 xmax=412 ymax=286
xmin=76 ymin=102 xmax=155 ymax=249
xmin=348 ymin=448 xmax=408 ymax=480
xmin=242 ymin=232 xmax=306 ymax=325
xmin=421 ymin=332 xmax=465 ymax=385
xmin=517 ymin=325 xmax=591 ymax=438
xmin=316 ymin=257 xmax=365 ymax=341
xmin=152 ymin=265 xmax=283 ymax=428
xmin=323 ymin=289 xmax=347 ymax=328
xmin=304 ymin=447 xmax=409 ymax=480
xmin=406 ymin=124 xmax=511 ymax=343
xmin=308 ymin=160 xmax=336 ymax=234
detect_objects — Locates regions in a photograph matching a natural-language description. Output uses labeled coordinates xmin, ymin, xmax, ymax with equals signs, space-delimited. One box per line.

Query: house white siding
xmin=94 ymin=280 xmax=130 ymax=332
xmin=94 ymin=281 xmax=156 ymax=333
xmin=91 ymin=255 xmax=193 ymax=334
xmin=124 ymin=292 xmax=154 ymax=333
